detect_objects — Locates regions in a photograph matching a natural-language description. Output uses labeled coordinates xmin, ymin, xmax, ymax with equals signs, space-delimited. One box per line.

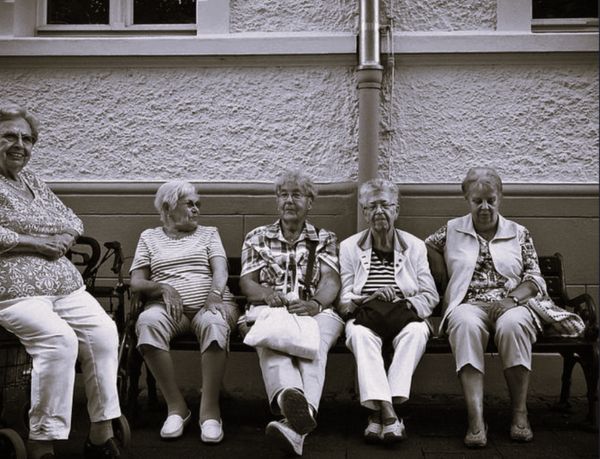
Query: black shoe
xmin=84 ymin=437 xmax=121 ymax=458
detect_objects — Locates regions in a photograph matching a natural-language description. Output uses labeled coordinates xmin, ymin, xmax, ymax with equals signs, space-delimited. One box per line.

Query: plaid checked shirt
xmin=241 ymin=220 xmax=339 ymax=299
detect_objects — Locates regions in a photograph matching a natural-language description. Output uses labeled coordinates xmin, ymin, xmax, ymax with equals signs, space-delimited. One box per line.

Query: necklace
xmin=163 ymin=227 xmax=195 ymax=239
xmin=1 ymin=174 xmax=28 ymax=193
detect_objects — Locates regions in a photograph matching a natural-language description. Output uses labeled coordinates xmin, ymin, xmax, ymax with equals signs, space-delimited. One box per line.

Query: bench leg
xmin=579 ymin=344 xmax=599 ymax=428
xmin=555 ymin=351 xmax=577 ymax=411
xmin=125 ymin=344 xmax=144 ymax=418
xmin=146 ymin=367 xmax=159 ymax=409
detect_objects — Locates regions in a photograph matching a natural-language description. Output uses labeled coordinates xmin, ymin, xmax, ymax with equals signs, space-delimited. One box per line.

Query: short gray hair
xmin=0 ymin=103 xmax=39 ymax=144
xmin=154 ymin=180 xmax=197 ymax=223
xmin=461 ymin=167 xmax=503 ymax=196
xmin=358 ymin=178 xmax=400 ymax=207
xmin=274 ymin=169 xmax=317 ymax=200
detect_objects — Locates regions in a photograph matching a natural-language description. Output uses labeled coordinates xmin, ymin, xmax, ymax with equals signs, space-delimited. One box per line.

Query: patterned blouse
xmin=0 ymin=170 xmax=84 ymax=301
xmin=425 ymin=224 xmax=542 ymax=304
xmin=129 ymin=226 xmax=235 ymax=313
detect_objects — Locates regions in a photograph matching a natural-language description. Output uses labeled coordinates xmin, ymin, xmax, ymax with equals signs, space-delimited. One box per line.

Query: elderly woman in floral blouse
xmin=426 ymin=167 xmax=545 ymax=448
xmin=0 ymin=104 xmax=122 ymax=459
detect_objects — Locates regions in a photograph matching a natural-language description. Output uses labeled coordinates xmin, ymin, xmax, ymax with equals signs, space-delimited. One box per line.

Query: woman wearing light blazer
xmin=338 ymin=179 xmax=438 ymax=444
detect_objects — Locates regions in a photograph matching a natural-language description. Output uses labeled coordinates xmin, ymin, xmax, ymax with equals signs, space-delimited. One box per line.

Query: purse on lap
xmin=353 ymin=298 xmax=421 ymax=341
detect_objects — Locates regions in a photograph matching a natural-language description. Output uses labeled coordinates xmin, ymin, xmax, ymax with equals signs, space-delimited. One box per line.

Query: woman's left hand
xmin=203 ymin=299 xmax=227 ymax=322
xmin=373 ymin=286 xmax=397 ymax=302
xmin=487 ymin=298 xmax=516 ymax=322
xmin=287 ymin=299 xmax=320 ymax=317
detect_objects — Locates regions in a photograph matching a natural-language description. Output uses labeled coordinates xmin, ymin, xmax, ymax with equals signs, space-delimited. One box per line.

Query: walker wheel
xmin=0 ymin=428 xmax=26 ymax=459
xmin=112 ymin=414 xmax=131 ymax=449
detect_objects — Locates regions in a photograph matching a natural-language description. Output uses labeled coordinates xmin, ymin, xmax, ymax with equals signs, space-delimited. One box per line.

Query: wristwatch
xmin=508 ymin=295 xmax=521 ymax=306
xmin=211 ymin=289 xmax=223 ymax=298
xmin=311 ymin=298 xmax=323 ymax=313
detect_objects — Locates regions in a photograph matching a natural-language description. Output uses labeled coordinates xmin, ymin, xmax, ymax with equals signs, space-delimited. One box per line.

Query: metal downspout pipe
xmin=357 ymin=0 xmax=383 ymax=229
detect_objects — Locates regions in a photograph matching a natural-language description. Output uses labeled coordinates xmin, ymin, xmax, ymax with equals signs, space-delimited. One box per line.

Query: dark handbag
xmin=353 ymin=298 xmax=421 ymax=341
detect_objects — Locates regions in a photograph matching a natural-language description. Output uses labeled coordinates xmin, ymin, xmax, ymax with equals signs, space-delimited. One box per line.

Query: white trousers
xmin=0 ymin=288 xmax=121 ymax=440
xmin=256 ymin=310 xmax=344 ymax=414
xmin=345 ymin=319 xmax=430 ymax=410
xmin=446 ymin=303 xmax=538 ymax=373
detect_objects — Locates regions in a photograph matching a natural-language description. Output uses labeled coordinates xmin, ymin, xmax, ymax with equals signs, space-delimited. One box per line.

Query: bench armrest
xmin=566 ymin=293 xmax=599 ymax=340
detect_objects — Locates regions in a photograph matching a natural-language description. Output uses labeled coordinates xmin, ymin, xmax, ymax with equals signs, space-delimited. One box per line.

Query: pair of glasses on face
xmin=278 ymin=192 xmax=306 ymax=201
xmin=1 ymin=132 xmax=34 ymax=146
xmin=365 ymin=202 xmax=397 ymax=212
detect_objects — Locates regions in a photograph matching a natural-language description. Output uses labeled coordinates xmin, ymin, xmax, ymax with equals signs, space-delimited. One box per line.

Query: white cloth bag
xmin=243 ymin=306 xmax=320 ymax=360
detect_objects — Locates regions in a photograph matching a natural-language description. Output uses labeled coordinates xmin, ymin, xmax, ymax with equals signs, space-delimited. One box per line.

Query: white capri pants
xmin=136 ymin=302 xmax=239 ymax=353
xmin=345 ymin=319 xmax=430 ymax=410
xmin=446 ymin=303 xmax=538 ymax=374
xmin=256 ymin=310 xmax=344 ymax=414
xmin=0 ymin=288 xmax=121 ymax=440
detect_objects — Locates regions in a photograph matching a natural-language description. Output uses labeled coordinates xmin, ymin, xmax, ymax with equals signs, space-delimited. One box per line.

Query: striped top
xmin=130 ymin=225 xmax=234 ymax=312
xmin=360 ymin=249 xmax=403 ymax=298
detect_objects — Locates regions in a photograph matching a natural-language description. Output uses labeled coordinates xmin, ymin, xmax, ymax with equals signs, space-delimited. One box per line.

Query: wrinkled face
xmin=166 ymin=191 xmax=201 ymax=231
xmin=362 ymin=190 xmax=399 ymax=233
xmin=276 ymin=181 xmax=312 ymax=224
xmin=466 ymin=183 xmax=501 ymax=231
xmin=0 ymin=118 xmax=34 ymax=177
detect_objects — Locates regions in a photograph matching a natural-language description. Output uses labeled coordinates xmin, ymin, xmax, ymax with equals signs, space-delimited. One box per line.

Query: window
xmin=532 ymin=0 xmax=598 ymax=32
xmin=39 ymin=0 xmax=197 ymax=34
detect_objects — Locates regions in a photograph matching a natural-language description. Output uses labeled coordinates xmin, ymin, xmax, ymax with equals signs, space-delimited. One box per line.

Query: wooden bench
xmin=118 ymin=254 xmax=598 ymax=427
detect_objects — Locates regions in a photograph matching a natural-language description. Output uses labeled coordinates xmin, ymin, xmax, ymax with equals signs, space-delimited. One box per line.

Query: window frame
xmin=35 ymin=0 xmax=217 ymax=35
xmin=496 ymin=0 xmax=598 ymax=32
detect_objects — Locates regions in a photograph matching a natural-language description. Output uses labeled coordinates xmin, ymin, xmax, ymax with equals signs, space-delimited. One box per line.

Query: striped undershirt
xmin=360 ymin=249 xmax=403 ymax=298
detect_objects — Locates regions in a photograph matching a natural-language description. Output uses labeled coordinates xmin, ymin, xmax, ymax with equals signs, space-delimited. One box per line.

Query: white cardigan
xmin=339 ymin=228 xmax=439 ymax=321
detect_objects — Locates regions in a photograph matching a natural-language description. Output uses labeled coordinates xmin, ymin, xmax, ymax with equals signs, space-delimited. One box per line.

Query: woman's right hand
xmin=34 ymin=235 xmax=72 ymax=259
xmin=159 ymin=283 xmax=183 ymax=322
xmin=264 ymin=291 xmax=289 ymax=308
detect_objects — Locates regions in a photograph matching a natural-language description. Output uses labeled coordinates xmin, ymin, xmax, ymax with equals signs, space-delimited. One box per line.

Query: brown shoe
xmin=464 ymin=424 xmax=487 ymax=448
xmin=510 ymin=421 xmax=533 ymax=442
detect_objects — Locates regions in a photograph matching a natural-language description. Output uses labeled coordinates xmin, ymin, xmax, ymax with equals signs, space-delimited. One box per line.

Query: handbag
xmin=353 ymin=298 xmax=421 ymax=341
xmin=243 ymin=306 xmax=320 ymax=359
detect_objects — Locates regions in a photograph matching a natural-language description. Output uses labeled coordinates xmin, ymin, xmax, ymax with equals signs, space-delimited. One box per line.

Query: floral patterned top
xmin=0 ymin=170 xmax=84 ymax=301
xmin=425 ymin=224 xmax=542 ymax=304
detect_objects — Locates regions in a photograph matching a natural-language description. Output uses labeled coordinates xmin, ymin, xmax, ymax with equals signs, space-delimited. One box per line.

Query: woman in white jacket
xmin=426 ymin=167 xmax=545 ymax=448
xmin=338 ymin=178 xmax=438 ymax=444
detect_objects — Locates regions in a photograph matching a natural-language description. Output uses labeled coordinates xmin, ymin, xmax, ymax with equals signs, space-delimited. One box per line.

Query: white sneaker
xmin=381 ymin=418 xmax=407 ymax=443
xmin=265 ymin=419 xmax=305 ymax=456
xmin=160 ymin=411 xmax=191 ymax=439
xmin=200 ymin=419 xmax=224 ymax=443
xmin=363 ymin=418 xmax=383 ymax=443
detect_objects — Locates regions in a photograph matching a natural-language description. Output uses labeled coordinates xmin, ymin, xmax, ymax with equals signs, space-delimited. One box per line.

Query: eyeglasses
xmin=364 ymin=202 xmax=397 ymax=212
xmin=278 ymin=192 xmax=306 ymax=201
xmin=1 ymin=132 xmax=34 ymax=146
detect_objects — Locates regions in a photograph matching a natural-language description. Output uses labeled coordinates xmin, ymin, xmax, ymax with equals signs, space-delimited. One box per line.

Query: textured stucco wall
xmin=381 ymin=61 xmax=599 ymax=182
xmin=0 ymin=65 xmax=358 ymax=181
xmin=384 ymin=0 xmax=496 ymax=31
xmin=230 ymin=0 xmax=495 ymax=33
xmin=1 ymin=58 xmax=598 ymax=183
xmin=230 ymin=0 xmax=357 ymax=32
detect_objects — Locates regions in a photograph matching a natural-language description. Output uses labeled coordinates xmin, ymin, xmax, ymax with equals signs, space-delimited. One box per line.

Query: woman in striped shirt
xmin=130 ymin=181 xmax=240 ymax=444
xmin=338 ymin=179 xmax=438 ymax=445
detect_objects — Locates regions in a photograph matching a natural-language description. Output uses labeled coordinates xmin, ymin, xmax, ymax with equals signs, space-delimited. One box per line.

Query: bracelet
xmin=211 ymin=289 xmax=223 ymax=298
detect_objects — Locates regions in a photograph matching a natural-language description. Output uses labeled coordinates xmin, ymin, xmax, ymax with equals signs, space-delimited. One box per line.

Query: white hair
xmin=154 ymin=180 xmax=197 ymax=224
